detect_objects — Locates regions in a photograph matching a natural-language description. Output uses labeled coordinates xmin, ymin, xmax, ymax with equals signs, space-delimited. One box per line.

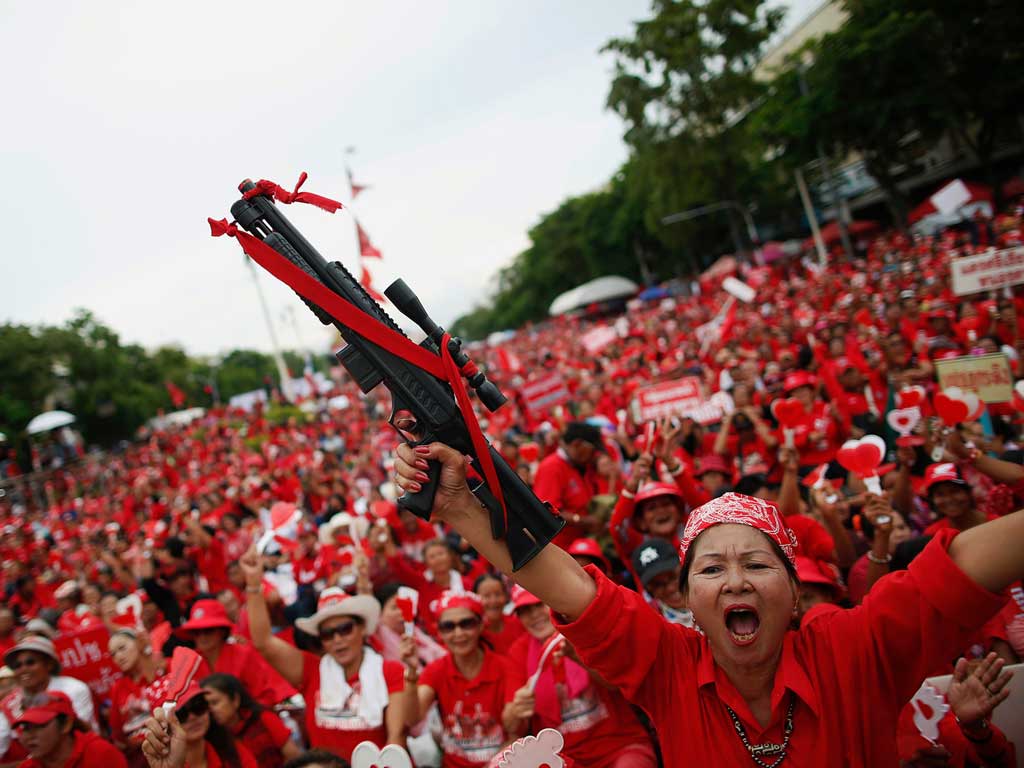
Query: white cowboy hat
xmin=295 ymin=587 xmax=380 ymax=636
xmin=318 ymin=512 xmax=370 ymax=545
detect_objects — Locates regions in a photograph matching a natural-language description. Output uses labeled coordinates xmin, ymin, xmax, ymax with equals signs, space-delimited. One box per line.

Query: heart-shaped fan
xmin=885 ymin=407 xmax=921 ymax=437
xmin=895 ymin=386 xmax=926 ymax=409
xmin=835 ymin=435 xmax=887 ymax=494
xmin=351 ymin=742 xmax=414 ymax=768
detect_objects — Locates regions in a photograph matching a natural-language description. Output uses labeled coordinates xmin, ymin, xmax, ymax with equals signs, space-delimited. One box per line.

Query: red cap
xmin=177 ymin=599 xmax=233 ymax=635
xmin=634 ymin=482 xmax=684 ymax=505
xmin=566 ymin=538 xmax=611 ymax=573
xmin=922 ymin=462 xmax=967 ymax=494
xmin=13 ymin=692 xmax=75 ymax=727
xmin=694 ymin=454 xmax=731 ymax=477
xmin=511 ymin=585 xmax=542 ymax=610
xmin=783 ymin=371 xmax=816 ymax=394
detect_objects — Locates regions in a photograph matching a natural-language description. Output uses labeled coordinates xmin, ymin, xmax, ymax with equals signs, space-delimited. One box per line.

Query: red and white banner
xmin=580 ymin=325 xmax=619 ymax=355
xmin=633 ymin=377 xmax=731 ymax=424
xmin=357 ymin=221 xmax=382 ymax=259
xmin=520 ymin=373 xmax=571 ymax=416
xmin=950 ymin=246 xmax=1024 ymax=296
xmin=55 ymin=625 xmax=123 ymax=698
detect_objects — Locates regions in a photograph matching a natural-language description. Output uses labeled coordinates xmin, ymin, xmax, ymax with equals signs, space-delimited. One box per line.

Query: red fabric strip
xmin=241 ymin=172 xmax=343 ymax=213
xmin=440 ymin=333 xmax=508 ymax=532
xmin=208 ymin=216 xmax=508 ymax=527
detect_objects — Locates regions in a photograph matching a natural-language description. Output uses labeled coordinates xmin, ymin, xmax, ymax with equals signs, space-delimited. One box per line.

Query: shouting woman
xmin=393 ymin=441 xmax=1023 ymax=767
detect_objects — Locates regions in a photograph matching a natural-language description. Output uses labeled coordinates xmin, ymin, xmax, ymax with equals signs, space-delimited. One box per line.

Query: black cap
xmin=631 ymin=538 xmax=680 ymax=587
xmin=563 ymin=421 xmax=605 ymax=450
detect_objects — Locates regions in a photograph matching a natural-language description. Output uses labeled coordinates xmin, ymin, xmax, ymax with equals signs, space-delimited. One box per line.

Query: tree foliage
xmin=0 ymin=310 xmax=320 ymax=455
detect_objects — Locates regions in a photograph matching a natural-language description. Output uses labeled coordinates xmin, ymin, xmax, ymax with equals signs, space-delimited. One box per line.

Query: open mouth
xmin=724 ymin=605 xmax=760 ymax=645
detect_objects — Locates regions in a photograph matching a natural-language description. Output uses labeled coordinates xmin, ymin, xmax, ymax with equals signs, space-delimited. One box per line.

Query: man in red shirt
xmin=13 ymin=691 xmax=127 ymax=768
xmin=533 ymin=422 xmax=604 ymax=547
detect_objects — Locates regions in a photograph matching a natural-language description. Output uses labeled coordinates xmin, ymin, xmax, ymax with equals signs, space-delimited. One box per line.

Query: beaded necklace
xmin=724 ymin=694 xmax=795 ymax=768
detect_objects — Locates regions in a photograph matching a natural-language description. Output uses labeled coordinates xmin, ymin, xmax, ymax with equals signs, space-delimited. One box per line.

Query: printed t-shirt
xmin=420 ymin=649 xmax=519 ymax=768
xmin=300 ymin=650 xmax=404 ymax=757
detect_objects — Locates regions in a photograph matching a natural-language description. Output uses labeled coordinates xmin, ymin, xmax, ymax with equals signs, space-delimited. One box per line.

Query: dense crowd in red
xmin=2 ymin=205 xmax=1024 ymax=768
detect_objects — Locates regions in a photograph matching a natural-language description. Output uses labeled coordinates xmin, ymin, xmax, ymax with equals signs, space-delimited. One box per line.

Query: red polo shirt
xmin=198 ymin=642 xmax=296 ymax=707
xmin=555 ymin=529 xmax=1006 ymax=768
xmin=419 ymin=650 xmax=519 ymax=768
xmin=19 ymin=731 xmax=127 ymax=768
xmin=533 ymin=450 xmax=599 ymax=546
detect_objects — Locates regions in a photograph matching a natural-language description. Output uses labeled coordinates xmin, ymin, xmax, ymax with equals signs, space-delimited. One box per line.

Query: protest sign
xmin=929 ymin=179 xmax=972 ymax=217
xmin=519 ymin=372 xmax=571 ymax=416
xmin=949 ymin=246 xmax=1024 ymax=296
xmin=934 ymin=353 xmax=1013 ymax=403
xmin=722 ymin=276 xmax=756 ymax=303
xmin=54 ymin=625 xmax=122 ymax=698
xmin=633 ymin=378 xmax=731 ymax=424
xmin=580 ymin=325 xmax=619 ymax=355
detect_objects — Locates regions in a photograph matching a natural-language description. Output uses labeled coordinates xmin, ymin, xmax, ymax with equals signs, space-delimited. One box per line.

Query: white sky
xmin=1 ymin=0 xmax=819 ymax=356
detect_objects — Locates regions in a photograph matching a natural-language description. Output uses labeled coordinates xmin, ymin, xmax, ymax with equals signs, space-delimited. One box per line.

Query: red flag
xmin=165 ymin=381 xmax=186 ymax=408
xmin=356 ymin=221 xmax=382 ymax=259
xmin=361 ymin=265 xmax=385 ymax=302
xmin=347 ymin=169 xmax=369 ymax=199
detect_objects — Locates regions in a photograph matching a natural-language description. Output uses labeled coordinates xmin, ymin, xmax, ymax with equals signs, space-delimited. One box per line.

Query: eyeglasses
xmin=318 ymin=621 xmax=359 ymax=641
xmin=8 ymin=657 xmax=41 ymax=671
xmin=177 ymin=698 xmax=209 ymax=721
xmin=437 ymin=617 xmax=481 ymax=634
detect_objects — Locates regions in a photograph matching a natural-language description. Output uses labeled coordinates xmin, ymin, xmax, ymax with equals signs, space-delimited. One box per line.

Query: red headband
xmin=679 ymin=493 xmax=797 ymax=566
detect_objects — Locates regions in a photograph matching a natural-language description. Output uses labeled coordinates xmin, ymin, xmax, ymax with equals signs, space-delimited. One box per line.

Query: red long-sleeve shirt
xmin=555 ymin=529 xmax=1007 ymax=768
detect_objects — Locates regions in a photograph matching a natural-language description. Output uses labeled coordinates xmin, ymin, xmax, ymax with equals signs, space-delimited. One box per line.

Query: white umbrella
xmin=0 ymin=432 xmax=6 ymax=442
xmin=548 ymin=276 xmax=639 ymax=316
xmin=26 ymin=410 xmax=76 ymax=435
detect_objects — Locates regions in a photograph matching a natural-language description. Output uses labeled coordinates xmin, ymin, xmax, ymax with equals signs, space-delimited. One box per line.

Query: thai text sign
xmin=55 ymin=625 xmax=123 ymax=698
xmin=519 ymin=373 xmax=571 ymax=416
xmin=934 ymin=353 xmax=1013 ymax=403
xmin=633 ymin=378 xmax=729 ymax=425
xmin=950 ymin=247 xmax=1024 ymax=296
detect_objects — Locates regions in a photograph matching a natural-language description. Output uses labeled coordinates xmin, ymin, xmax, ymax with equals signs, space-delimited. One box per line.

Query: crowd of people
xmin=2 ymin=201 xmax=1024 ymax=768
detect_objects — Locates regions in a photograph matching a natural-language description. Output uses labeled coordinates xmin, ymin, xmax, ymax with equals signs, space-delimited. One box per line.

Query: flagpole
xmin=245 ymin=256 xmax=294 ymax=402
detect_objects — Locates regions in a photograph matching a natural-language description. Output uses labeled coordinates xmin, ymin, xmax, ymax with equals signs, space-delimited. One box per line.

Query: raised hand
xmin=626 ymin=453 xmax=654 ymax=494
xmin=947 ymin=652 xmax=1014 ymax=728
xmin=238 ymin=544 xmax=263 ymax=589
xmin=394 ymin=443 xmax=474 ymax=523
xmin=140 ymin=707 xmax=186 ymax=768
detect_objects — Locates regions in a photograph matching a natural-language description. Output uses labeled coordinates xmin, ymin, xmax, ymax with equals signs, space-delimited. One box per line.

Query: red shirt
xmin=482 ymin=614 xmax=525 ymax=656
xmin=107 ymin=671 xmax=168 ymax=747
xmin=19 ymin=731 xmax=128 ymax=768
xmin=198 ymin=643 xmax=296 ymax=707
xmin=555 ymin=530 xmax=1006 ymax=768
xmin=231 ymin=709 xmax=291 ymax=768
xmin=186 ymin=741 xmax=258 ymax=768
xmin=533 ymin=450 xmax=600 ymax=546
xmin=420 ymin=650 xmax=519 ymax=768
xmin=299 ymin=651 xmax=404 ymax=757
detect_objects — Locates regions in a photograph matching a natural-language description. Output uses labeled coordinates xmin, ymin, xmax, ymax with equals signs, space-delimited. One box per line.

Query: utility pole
xmin=245 ymin=257 xmax=294 ymax=402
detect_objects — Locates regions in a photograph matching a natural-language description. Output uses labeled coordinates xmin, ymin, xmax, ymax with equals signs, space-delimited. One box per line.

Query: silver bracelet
xmin=866 ymin=551 xmax=892 ymax=565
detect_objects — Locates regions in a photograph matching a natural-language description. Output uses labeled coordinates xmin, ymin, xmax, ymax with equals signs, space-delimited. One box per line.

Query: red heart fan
xmin=771 ymin=398 xmax=804 ymax=428
xmin=933 ymin=392 xmax=970 ymax=426
xmin=518 ymin=443 xmax=540 ymax=463
xmin=162 ymin=647 xmax=203 ymax=711
xmin=395 ymin=597 xmax=415 ymax=623
xmin=895 ymin=386 xmax=926 ymax=409
xmin=835 ymin=436 xmax=886 ymax=478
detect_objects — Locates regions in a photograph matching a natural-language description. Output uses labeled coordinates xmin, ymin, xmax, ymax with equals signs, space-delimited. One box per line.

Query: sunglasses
xmin=318 ymin=621 xmax=359 ymax=641
xmin=8 ymin=657 xmax=41 ymax=671
xmin=177 ymin=698 xmax=209 ymax=721
xmin=437 ymin=617 xmax=481 ymax=634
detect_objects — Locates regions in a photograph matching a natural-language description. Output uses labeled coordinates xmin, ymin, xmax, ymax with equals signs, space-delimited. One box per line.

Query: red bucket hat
xmin=783 ymin=371 xmax=816 ymax=394
xmin=680 ymin=493 xmax=797 ymax=566
xmin=177 ymin=599 xmax=233 ymax=635
xmin=634 ymin=482 xmax=684 ymax=505
xmin=694 ymin=454 xmax=731 ymax=477
xmin=511 ymin=585 xmax=542 ymax=610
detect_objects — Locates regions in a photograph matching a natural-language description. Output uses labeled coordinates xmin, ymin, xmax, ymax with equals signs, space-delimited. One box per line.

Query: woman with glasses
xmin=239 ymin=546 xmax=409 ymax=758
xmin=139 ymin=681 xmax=256 ymax=768
xmin=0 ymin=636 xmax=98 ymax=764
xmin=402 ymin=591 xmax=526 ymax=768
xmin=201 ymin=673 xmax=301 ymax=768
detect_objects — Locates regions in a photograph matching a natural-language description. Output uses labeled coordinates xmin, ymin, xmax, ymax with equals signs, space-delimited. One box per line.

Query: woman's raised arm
xmin=948 ymin=508 xmax=1024 ymax=593
xmin=394 ymin=442 xmax=597 ymax=621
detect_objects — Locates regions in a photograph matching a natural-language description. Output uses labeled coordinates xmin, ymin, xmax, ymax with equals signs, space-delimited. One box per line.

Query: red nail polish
xmin=415 ymin=459 xmax=429 ymax=470
xmin=408 ymin=481 xmax=422 ymax=492
xmin=415 ymin=471 xmax=430 ymax=482
xmin=414 ymin=446 xmax=432 ymax=455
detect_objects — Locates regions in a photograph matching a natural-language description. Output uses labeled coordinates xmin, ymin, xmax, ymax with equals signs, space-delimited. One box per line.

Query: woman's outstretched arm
xmin=394 ymin=442 xmax=597 ymax=621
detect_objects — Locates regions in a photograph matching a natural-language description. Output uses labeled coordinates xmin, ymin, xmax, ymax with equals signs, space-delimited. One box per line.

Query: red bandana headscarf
xmin=679 ymin=493 xmax=798 ymax=566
